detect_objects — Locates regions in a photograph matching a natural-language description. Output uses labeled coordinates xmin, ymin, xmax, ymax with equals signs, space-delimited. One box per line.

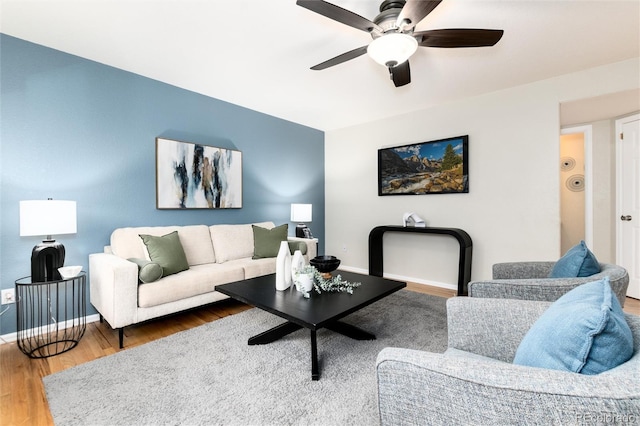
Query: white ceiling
xmin=1 ymin=0 xmax=639 ymax=131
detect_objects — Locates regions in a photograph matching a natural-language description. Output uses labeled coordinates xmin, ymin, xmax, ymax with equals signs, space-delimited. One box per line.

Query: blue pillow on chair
xmin=549 ymin=240 xmax=600 ymax=278
xmin=513 ymin=277 xmax=633 ymax=375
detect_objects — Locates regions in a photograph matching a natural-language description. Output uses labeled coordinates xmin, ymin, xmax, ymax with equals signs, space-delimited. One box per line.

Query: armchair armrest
xmin=89 ymin=253 xmax=139 ymax=329
xmin=472 ymin=263 xmax=629 ymax=306
xmin=376 ymin=347 xmax=640 ymax=425
xmin=446 ymin=297 xmax=550 ymax=362
xmin=469 ymin=277 xmax=594 ymax=302
xmin=492 ymin=261 xmax=555 ymax=279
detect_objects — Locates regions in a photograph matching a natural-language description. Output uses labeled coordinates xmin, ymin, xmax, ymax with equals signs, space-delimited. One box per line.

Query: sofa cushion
xmin=111 ymin=225 xmax=215 ymax=266
xmin=138 ymin=263 xmax=245 ymax=308
xmin=225 ymin=258 xmax=278 ymax=280
xmin=169 ymin=225 xmax=216 ymax=266
xmin=513 ymin=277 xmax=633 ymax=375
xmin=128 ymin=258 xmax=163 ymax=283
xmin=210 ymin=222 xmax=274 ymax=263
xmin=549 ymin=240 xmax=600 ymax=278
xmin=139 ymin=231 xmax=189 ymax=276
xmin=252 ymin=224 xmax=288 ymax=259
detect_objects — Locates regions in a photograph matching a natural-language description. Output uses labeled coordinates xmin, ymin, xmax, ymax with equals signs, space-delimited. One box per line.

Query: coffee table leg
xmin=325 ymin=321 xmax=376 ymax=340
xmin=311 ymin=329 xmax=319 ymax=381
xmin=248 ymin=321 xmax=302 ymax=345
xmin=247 ymin=321 xmax=369 ymax=381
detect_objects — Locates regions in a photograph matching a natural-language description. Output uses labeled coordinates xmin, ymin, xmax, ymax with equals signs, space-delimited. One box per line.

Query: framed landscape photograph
xmin=378 ymin=135 xmax=468 ymax=196
xmin=156 ymin=138 xmax=243 ymax=209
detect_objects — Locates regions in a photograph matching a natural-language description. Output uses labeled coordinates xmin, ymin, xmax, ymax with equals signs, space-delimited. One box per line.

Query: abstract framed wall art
xmin=378 ymin=135 xmax=468 ymax=196
xmin=156 ymin=138 xmax=243 ymax=209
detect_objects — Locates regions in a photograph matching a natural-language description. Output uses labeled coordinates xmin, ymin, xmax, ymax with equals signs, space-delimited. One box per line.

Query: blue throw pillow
xmin=549 ymin=240 xmax=600 ymax=278
xmin=513 ymin=277 xmax=633 ymax=375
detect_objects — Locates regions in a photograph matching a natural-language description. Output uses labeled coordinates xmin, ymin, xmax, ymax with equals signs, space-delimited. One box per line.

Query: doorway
xmin=560 ymin=126 xmax=592 ymax=254
xmin=616 ymin=114 xmax=640 ymax=299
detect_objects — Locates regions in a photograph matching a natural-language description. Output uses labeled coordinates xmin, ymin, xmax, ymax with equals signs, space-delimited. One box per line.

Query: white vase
xmin=275 ymin=241 xmax=292 ymax=291
xmin=291 ymin=250 xmax=305 ymax=289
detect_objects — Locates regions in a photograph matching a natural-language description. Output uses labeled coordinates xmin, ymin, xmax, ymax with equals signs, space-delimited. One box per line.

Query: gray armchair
xmin=468 ymin=262 xmax=629 ymax=306
xmin=376 ymin=297 xmax=640 ymax=425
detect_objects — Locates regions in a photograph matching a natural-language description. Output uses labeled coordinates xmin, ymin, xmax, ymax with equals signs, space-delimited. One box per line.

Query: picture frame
xmin=378 ymin=135 xmax=468 ymax=196
xmin=156 ymin=138 xmax=243 ymax=209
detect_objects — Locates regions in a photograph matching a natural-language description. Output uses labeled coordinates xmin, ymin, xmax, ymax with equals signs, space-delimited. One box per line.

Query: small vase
xmin=291 ymin=250 xmax=305 ymax=289
xmin=298 ymin=273 xmax=314 ymax=293
xmin=275 ymin=241 xmax=292 ymax=291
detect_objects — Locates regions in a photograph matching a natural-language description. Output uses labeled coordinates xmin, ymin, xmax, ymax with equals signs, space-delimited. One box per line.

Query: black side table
xmin=15 ymin=272 xmax=87 ymax=358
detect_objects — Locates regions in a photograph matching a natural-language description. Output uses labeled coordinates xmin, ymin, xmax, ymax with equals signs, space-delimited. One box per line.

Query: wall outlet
xmin=1 ymin=289 xmax=16 ymax=305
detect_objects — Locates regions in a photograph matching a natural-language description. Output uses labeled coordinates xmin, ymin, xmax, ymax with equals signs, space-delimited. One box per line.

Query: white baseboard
xmin=0 ymin=313 xmax=101 ymax=345
xmin=338 ymin=265 xmax=457 ymax=291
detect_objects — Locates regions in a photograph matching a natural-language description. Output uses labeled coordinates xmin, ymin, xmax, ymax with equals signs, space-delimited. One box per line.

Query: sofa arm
xmin=288 ymin=237 xmax=317 ymax=260
xmin=376 ymin=347 xmax=640 ymax=426
xmin=89 ymin=253 xmax=139 ymax=329
xmin=446 ymin=297 xmax=550 ymax=362
xmin=492 ymin=261 xmax=555 ymax=279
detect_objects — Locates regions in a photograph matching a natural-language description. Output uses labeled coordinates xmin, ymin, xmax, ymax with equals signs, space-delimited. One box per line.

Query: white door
xmin=617 ymin=114 xmax=640 ymax=299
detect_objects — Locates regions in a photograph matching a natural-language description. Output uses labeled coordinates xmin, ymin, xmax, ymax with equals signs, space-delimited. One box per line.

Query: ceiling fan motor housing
xmin=372 ymin=0 xmax=408 ymax=36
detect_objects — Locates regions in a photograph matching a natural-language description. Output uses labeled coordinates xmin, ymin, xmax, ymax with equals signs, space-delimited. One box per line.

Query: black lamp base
xmin=295 ymin=224 xmax=313 ymax=239
xmin=31 ymin=241 xmax=65 ymax=282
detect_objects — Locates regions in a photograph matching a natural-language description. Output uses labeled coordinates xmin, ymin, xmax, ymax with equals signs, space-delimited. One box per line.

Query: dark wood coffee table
xmin=216 ymin=270 xmax=406 ymax=380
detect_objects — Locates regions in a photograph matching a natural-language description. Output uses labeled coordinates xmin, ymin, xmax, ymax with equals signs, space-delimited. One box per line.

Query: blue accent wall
xmin=0 ymin=34 xmax=325 ymax=335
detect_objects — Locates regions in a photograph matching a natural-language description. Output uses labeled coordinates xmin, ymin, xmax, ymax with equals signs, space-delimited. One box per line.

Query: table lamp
xmin=291 ymin=203 xmax=313 ymax=238
xmin=20 ymin=199 xmax=77 ymax=282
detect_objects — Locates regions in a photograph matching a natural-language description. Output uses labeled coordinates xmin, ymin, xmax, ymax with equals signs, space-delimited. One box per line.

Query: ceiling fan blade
xmin=389 ymin=61 xmax=411 ymax=87
xmin=310 ymin=45 xmax=369 ymax=70
xmin=396 ymin=0 xmax=443 ymax=30
xmin=415 ymin=29 xmax=504 ymax=48
xmin=297 ymin=0 xmax=382 ymax=33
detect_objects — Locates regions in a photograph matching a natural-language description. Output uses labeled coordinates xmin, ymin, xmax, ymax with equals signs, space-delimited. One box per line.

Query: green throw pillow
xmin=128 ymin=258 xmax=163 ymax=283
xmin=252 ymin=224 xmax=288 ymax=259
xmin=139 ymin=231 xmax=189 ymax=276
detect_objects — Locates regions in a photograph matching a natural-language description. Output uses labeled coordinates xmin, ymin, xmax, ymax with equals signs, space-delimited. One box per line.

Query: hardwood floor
xmin=1 ymin=284 xmax=638 ymax=425
xmin=624 ymin=296 xmax=640 ymax=315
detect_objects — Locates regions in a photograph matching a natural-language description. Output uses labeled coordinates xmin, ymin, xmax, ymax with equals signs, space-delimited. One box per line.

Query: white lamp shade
xmin=367 ymin=33 xmax=418 ymax=67
xmin=20 ymin=200 xmax=77 ymax=237
xmin=291 ymin=204 xmax=312 ymax=222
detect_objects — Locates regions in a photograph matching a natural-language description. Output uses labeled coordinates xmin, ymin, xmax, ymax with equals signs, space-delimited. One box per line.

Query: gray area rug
xmin=44 ymin=290 xmax=447 ymax=425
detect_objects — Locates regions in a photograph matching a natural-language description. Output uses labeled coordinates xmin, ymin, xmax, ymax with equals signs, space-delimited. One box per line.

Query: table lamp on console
xmin=291 ymin=203 xmax=313 ymax=238
xmin=19 ymin=199 xmax=77 ymax=282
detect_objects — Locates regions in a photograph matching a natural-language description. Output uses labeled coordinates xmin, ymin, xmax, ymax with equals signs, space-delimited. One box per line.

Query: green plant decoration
xmin=293 ymin=265 xmax=361 ymax=298
xmin=312 ymin=267 xmax=361 ymax=294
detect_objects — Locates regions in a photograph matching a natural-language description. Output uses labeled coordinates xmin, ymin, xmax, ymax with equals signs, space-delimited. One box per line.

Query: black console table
xmin=368 ymin=226 xmax=473 ymax=296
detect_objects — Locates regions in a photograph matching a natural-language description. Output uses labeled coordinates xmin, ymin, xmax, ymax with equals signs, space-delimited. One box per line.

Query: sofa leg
xmin=99 ymin=314 xmax=103 ymax=323
xmin=118 ymin=328 xmax=124 ymax=349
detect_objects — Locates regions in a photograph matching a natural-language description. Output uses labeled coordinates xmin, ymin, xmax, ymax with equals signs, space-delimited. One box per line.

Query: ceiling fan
xmin=296 ymin=0 xmax=504 ymax=87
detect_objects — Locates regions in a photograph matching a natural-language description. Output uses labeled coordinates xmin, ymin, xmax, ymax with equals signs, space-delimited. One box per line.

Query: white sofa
xmin=89 ymin=222 xmax=317 ymax=348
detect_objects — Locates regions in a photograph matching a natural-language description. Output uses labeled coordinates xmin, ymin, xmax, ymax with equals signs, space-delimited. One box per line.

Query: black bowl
xmin=310 ymin=256 xmax=341 ymax=274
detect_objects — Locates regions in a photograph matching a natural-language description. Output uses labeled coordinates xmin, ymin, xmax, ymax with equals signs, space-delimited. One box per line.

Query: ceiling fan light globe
xmin=367 ymin=33 xmax=418 ymax=67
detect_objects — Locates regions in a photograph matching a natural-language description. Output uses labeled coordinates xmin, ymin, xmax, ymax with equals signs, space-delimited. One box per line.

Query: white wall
xmin=325 ymin=58 xmax=640 ymax=290
xmin=591 ymin=119 xmax=616 ymax=263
